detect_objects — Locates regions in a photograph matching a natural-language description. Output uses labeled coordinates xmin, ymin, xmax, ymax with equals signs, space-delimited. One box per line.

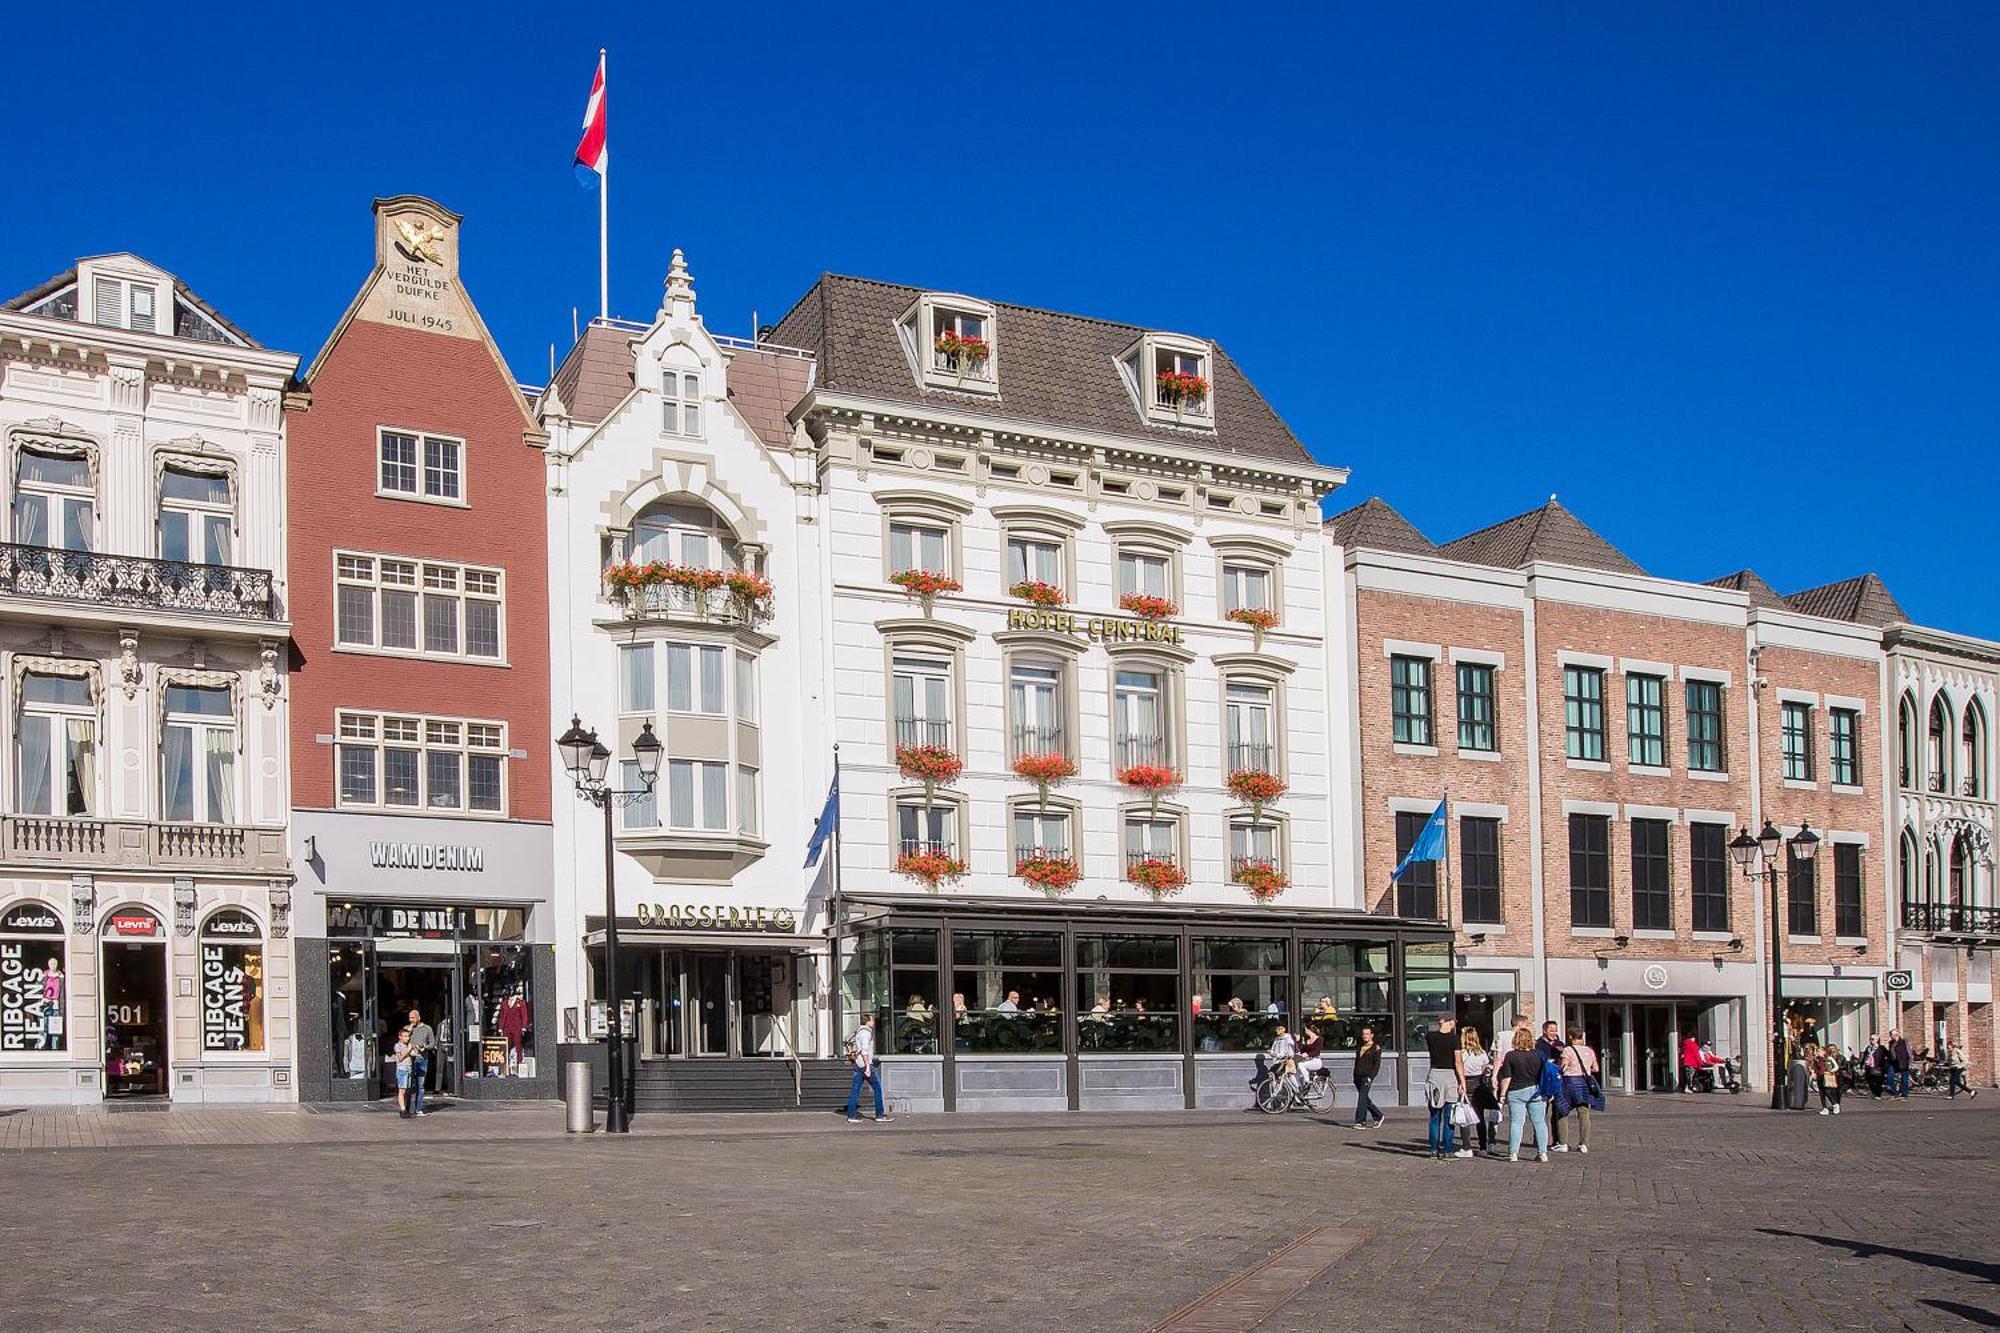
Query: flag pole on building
xmin=574 ymin=49 xmax=610 ymax=321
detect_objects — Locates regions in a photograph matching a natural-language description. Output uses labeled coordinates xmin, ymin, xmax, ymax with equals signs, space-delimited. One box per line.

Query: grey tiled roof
xmin=1438 ymin=499 xmax=1645 ymax=576
xmin=1784 ymin=573 xmax=1907 ymax=626
xmin=725 ymin=346 xmax=814 ymax=453
xmin=768 ymin=274 xmax=1313 ymax=467
xmin=1324 ymin=497 xmax=1438 ymax=557
xmin=546 ymin=323 xmax=635 ymax=426
xmin=3 ymin=259 xmax=259 ymax=348
xmin=1705 ymin=569 xmax=1790 ymax=611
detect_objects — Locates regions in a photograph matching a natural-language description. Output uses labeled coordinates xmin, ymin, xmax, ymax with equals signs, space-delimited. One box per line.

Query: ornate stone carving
xmin=268 ymin=883 xmax=292 ymax=940
xmin=258 ymin=639 xmax=282 ymax=709
xmin=117 ymin=628 xmax=141 ymax=699
xmin=70 ymin=875 xmax=94 ymax=935
xmin=173 ymin=878 xmax=197 ymax=937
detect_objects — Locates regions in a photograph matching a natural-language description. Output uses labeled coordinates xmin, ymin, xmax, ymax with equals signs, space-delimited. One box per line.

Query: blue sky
xmin=8 ymin=6 xmax=1996 ymax=635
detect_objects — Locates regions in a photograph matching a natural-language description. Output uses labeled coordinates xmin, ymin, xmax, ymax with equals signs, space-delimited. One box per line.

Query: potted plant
xmin=1155 ymin=368 xmax=1209 ymax=415
xmin=724 ymin=569 xmax=774 ymax=621
xmin=934 ymin=330 xmax=990 ymax=374
xmin=1015 ymin=852 xmax=1081 ymax=898
xmin=1117 ymin=592 xmax=1178 ymax=621
xmin=1226 ymin=768 xmax=1288 ymax=812
xmin=888 ymin=568 xmax=963 ymax=618
xmin=1008 ymin=579 xmax=1065 ymax=609
xmin=1117 ymin=762 xmax=1180 ymax=816
xmin=1127 ymin=856 xmax=1188 ymax=900
xmin=897 ymin=847 xmax=969 ymax=890
xmin=1011 ymin=751 xmax=1077 ymax=803
xmin=1225 ymin=605 xmax=1279 ymax=650
xmin=1233 ymin=858 xmax=1288 ymax=902
xmin=895 ymin=743 xmax=963 ymax=802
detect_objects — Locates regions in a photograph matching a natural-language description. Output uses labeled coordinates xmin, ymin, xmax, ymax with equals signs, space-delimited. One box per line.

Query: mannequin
xmin=40 ymin=957 xmax=64 ymax=1047
xmin=498 ymin=989 xmax=530 ymax=1074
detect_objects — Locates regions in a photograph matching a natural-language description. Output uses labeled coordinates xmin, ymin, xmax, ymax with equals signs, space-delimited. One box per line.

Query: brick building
xmin=286 ymin=197 xmax=555 ymax=1103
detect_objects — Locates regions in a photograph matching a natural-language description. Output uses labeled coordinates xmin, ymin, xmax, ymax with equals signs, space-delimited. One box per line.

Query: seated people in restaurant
xmin=1314 ymin=996 xmax=1339 ymax=1020
xmin=1190 ymin=993 xmax=1205 ymax=1014
xmin=906 ymin=994 xmax=932 ymax=1020
xmin=1133 ymin=997 xmax=1148 ymax=1014
xmin=1226 ymin=997 xmax=1248 ymax=1016
xmin=1091 ymin=995 xmax=1112 ymax=1014
xmin=951 ymin=992 xmax=968 ymax=1019
xmin=995 ymin=990 xmax=1022 ymax=1013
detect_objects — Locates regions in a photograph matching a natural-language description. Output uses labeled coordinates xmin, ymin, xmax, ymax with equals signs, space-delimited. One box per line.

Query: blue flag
xmin=804 ymin=774 xmax=840 ymax=868
xmin=1390 ymin=799 xmax=1447 ymax=882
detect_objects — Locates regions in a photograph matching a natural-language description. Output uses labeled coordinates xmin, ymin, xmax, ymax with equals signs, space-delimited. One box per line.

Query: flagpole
xmin=597 ymin=47 xmax=609 ymax=322
xmin=827 ymin=743 xmax=844 ymax=1043
xmin=1441 ymin=788 xmax=1455 ymax=936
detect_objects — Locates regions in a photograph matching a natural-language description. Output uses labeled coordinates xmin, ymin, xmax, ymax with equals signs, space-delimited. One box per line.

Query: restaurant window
xmin=1788 ymin=843 xmax=1818 ymax=936
xmin=1008 ymin=659 xmax=1064 ymax=759
xmin=1192 ymin=936 xmax=1286 ymax=1052
xmin=1834 ymin=843 xmax=1864 ymax=938
xmin=1626 ymin=673 xmax=1665 ymax=768
xmin=1299 ymin=939 xmax=1392 ymax=1051
xmin=1394 ymin=810 xmax=1439 ymax=919
xmin=1403 ymin=940 xmax=1454 ymax=1054
xmin=1564 ymin=666 xmax=1606 ymax=761
xmin=952 ymin=931 xmax=1061 ymax=1053
xmin=1113 ymin=668 xmax=1170 ymax=769
xmin=1630 ymin=817 xmax=1671 ymax=931
xmin=0 ymin=900 xmax=68 ymax=1052
xmin=162 ymin=684 xmax=235 ymax=824
xmin=1690 ymin=822 xmax=1731 ymax=933
xmin=1459 ymin=816 xmax=1502 ymax=924
xmin=887 ymin=928 xmax=941 ymax=1056
xmin=1076 ymin=935 xmax=1179 ymax=1053
xmin=1455 ymin=662 xmax=1496 ymax=752
xmin=159 ymin=465 xmax=232 ymax=565
xmin=1390 ymin=655 xmax=1432 ymax=746
xmin=1686 ymin=679 xmax=1726 ymax=773
xmin=197 ymin=909 xmax=265 ymax=1053
xmin=16 ymin=672 xmax=95 ymax=816
xmin=14 ymin=447 xmax=94 ymax=551
xmin=1781 ymin=701 xmax=1815 ymax=782
xmin=1569 ymin=812 xmax=1611 ymax=928
xmin=839 ymin=931 xmax=889 ymax=1049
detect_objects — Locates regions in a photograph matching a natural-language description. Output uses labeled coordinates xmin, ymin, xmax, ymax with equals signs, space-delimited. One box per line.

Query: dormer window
xmin=1121 ymin=334 xmax=1214 ymax=429
xmin=90 ymin=275 xmax=158 ymax=333
xmin=900 ymin=295 xmax=999 ymax=394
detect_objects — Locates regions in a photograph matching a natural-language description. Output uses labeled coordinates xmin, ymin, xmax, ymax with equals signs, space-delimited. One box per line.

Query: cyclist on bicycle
xmin=1298 ymin=1022 xmax=1326 ymax=1080
xmin=1267 ymin=1024 xmax=1300 ymax=1088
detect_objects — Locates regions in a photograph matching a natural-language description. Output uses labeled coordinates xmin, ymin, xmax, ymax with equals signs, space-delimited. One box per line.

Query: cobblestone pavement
xmin=2 ymin=1093 xmax=1993 ymax=1331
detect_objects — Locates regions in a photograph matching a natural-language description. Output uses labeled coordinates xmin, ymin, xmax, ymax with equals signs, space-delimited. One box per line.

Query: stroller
xmin=1688 ymin=1050 xmax=1742 ymax=1094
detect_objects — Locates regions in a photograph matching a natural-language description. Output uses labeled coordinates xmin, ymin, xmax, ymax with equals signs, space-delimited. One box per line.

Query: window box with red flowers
xmin=724 ymin=569 xmax=774 ymax=621
xmin=895 ymin=743 xmax=964 ymax=796
xmin=1008 ymin=579 xmax=1065 ymax=609
xmin=897 ymin=848 xmax=969 ymax=890
xmin=1117 ymin=763 xmax=1180 ymax=797
xmin=1232 ymin=858 xmax=1288 ymax=902
xmin=1225 ymin=769 xmax=1287 ymax=810
xmin=1154 ymin=369 xmax=1209 ymax=413
xmin=1012 ymin=752 xmax=1077 ymax=802
xmin=933 ymin=330 xmax=990 ymax=376
xmin=1126 ymin=856 xmax=1188 ymax=899
xmin=1117 ymin=592 xmax=1178 ymax=621
xmin=1015 ymin=852 xmax=1081 ymax=898
xmin=603 ymin=559 xmax=669 ymax=599
xmin=888 ymin=568 xmax=962 ymax=617
xmin=1225 ymin=605 xmax=1279 ymax=650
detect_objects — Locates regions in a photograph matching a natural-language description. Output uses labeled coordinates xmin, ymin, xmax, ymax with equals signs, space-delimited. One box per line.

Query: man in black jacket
xmin=1349 ymin=1025 xmax=1384 ymax=1129
xmin=1889 ymin=1030 xmax=1915 ymax=1099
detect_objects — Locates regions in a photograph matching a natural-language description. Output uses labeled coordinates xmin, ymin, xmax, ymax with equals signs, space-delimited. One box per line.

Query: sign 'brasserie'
xmin=1003 ymin=608 xmax=1183 ymax=644
xmin=634 ymin=903 xmax=797 ymax=932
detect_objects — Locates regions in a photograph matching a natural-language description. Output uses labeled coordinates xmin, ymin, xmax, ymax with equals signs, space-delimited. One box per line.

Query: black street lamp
xmin=1731 ymin=819 xmax=1820 ymax=1110
xmin=558 ymin=714 xmax=661 ymax=1133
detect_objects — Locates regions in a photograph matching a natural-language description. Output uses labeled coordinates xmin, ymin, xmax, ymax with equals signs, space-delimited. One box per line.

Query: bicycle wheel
xmin=1254 ymin=1075 xmax=1290 ymax=1114
xmin=1302 ymin=1075 xmax=1336 ymax=1114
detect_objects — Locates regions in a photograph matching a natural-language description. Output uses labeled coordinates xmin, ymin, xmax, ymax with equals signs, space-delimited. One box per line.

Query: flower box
xmin=1008 ymin=579 xmax=1065 ymax=608
xmin=897 ymin=849 xmax=969 ymax=889
xmin=1226 ymin=606 xmax=1278 ymax=633
xmin=1011 ymin=752 xmax=1077 ymax=791
xmin=934 ymin=331 xmax=990 ymax=371
xmin=895 ymin=743 xmax=964 ymax=788
xmin=1233 ymin=859 xmax=1288 ymax=902
xmin=661 ymin=564 xmax=727 ymax=595
xmin=888 ymin=569 xmax=962 ymax=616
xmin=1155 ymin=369 xmax=1209 ymax=408
xmin=1225 ymin=769 xmax=1288 ymax=807
xmin=724 ymin=569 xmax=774 ymax=614
xmin=603 ymin=560 xmax=670 ymax=593
xmin=1127 ymin=857 xmax=1188 ymax=899
xmin=1117 ymin=592 xmax=1178 ymax=621
xmin=1116 ymin=763 xmax=1181 ymax=796
xmin=1015 ymin=853 xmax=1081 ymax=897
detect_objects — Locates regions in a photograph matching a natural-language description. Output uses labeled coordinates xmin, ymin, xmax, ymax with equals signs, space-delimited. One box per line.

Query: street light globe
xmin=588 ymin=739 xmax=612 ymax=786
xmin=632 ymin=720 xmax=663 ymax=783
xmin=1729 ymin=827 xmax=1760 ymax=872
xmin=557 ymin=716 xmax=596 ymax=780
xmin=1756 ymin=820 xmax=1782 ymax=866
xmin=1788 ymin=822 xmax=1821 ymax=863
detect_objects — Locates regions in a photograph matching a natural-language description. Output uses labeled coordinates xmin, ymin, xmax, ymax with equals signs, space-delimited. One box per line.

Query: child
xmin=394 ymin=1026 xmax=413 ymax=1116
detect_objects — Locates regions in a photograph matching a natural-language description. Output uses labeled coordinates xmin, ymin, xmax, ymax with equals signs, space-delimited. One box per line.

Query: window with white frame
xmin=1220 ymin=561 xmax=1273 ymax=614
xmin=1225 ymin=680 xmax=1276 ymax=773
xmin=1013 ymin=806 xmax=1071 ymax=861
xmin=336 ymin=712 xmax=505 ymax=814
xmin=631 ymin=502 xmax=739 ymax=569
xmin=1126 ymin=335 xmax=1214 ymax=425
xmin=1116 ymin=547 xmax=1172 ymax=600
xmin=90 ymin=274 xmax=160 ymax=332
xmin=661 ymin=369 xmax=702 ymax=437
xmin=16 ymin=673 xmax=94 ymax=816
xmin=1229 ymin=820 xmax=1280 ymax=870
xmin=14 ymin=449 xmax=94 ymax=551
xmin=378 ymin=429 xmax=462 ymax=503
xmin=735 ymin=653 xmax=757 ymax=724
xmin=335 ymin=553 xmax=501 ymax=661
xmin=1008 ymin=659 xmax=1064 ymax=757
xmin=619 ymin=643 xmax=655 ymax=712
xmin=906 ymin=296 xmax=996 ymax=390
xmin=161 ymin=685 xmax=236 ymax=824
xmin=1006 ymin=533 xmax=1064 ymax=589
xmin=893 ymin=654 xmax=953 ymax=750
xmin=665 ymin=643 xmax=727 ymax=714
xmin=737 ymin=766 xmax=759 ymax=835
xmin=1781 ymin=701 xmax=1815 ymax=782
xmin=888 ymin=520 xmax=950 ymax=577
xmin=158 ymin=466 xmax=232 ymax=565
xmin=665 ymin=759 xmax=729 ymax=831
xmin=896 ymin=799 xmax=956 ymax=855
xmin=1113 ymin=668 xmax=1169 ymax=768
xmin=1123 ymin=814 xmax=1179 ymax=867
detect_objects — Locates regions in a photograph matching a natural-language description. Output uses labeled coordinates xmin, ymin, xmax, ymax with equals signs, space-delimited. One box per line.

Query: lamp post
xmin=558 ymin=714 xmax=662 ymax=1134
xmin=1731 ymin=819 xmax=1819 ymax=1110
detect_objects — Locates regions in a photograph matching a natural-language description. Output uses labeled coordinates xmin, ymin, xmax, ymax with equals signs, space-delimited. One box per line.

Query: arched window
xmin=631 ymin=500 xmax=739 ymax=570
xmin=1897 ymin=692 xmax=1919 ymax=790
xmin=1963 ymin=700 xmax=1988 ymax=799
xmin=1928 ymin=695 xmax=1953 ymax=793
xmin=197 ymin=908 xmax=266 ymax=1053
xmin=1948 ymin=832 xmax=1972 ymax=912
xmin=1898 ymin=828 xmax=1919 ymax=911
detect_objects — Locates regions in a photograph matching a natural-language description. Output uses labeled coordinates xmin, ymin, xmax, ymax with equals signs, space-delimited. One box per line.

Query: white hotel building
xmin=542 ymin=256 xmax=1450 ymax=1113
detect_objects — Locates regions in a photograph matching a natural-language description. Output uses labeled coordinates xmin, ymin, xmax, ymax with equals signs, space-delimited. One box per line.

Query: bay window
xmin=666 ymin=758 xmax=729 ymax=831
xmin=666 ymin=643 xmax=727 ymax=714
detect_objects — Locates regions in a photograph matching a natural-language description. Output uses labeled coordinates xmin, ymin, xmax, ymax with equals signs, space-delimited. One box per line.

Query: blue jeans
xmin=846 ymin=1062 xmax=884 ymax=1118
xmin=1427 ymin=1105 xmax=1456 ymax=1155
xmin=1892 ymin=1069 xmax=1911 ymax=1097
xmin=408 ymin=1056 xmax=429 ymax=1114
xmin=1507 ymin=1087 xmax=1548 ymax=1156
xmin=1352 ymin=1077 xmax=1381 ymax=1125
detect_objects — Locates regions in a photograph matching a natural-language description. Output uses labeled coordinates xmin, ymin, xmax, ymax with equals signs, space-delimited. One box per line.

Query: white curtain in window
xmin=204 ymin=729 xmax=236 ymax=824
xmin=698 ymin=647 xmax=725 ymax=714
xmin=18 ymin=714 xmax=51 ymax=815
xmin=700 ymin=762 xmax=728 ymax=830
xmin=13 ymin=493 xmax=46 ymax=546
xmin=162 ymin=724 xmax=194 ymax=822
xmin=64 ymin=719 xmax=94 ymax=816
xmin=620 ymin=645 xmax=655 ymax=712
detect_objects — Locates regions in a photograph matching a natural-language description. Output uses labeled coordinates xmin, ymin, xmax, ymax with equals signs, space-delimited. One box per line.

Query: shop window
xmin=1459 ymin=816 xmax=1502 ymax=925
xmin=14 ymin=447 xmax=94 ymax=551
xmin=158 ymin=465 xmax=232 ymax=565
xmin=952 ymin=931 xmax=1062 ymax=1053
xmin=16 ymin=671 xmax=95 ymax=817
xmin=1402 ymin=941 xmax=1454 ymax=1053
xmin=1394 ymin=810 xmax=1439 ymax=920
xmin=466 ymin=944 xmax=536 ymax=1081
xmin=198 ymin=909 xmax=265 ymax=1053
xmin=1192 ymin=936 xmax=1285 ymax=1051
xmin=1075 ymin=935 xmax=1179 ymax=1053
xmin=162 ymin=684 xmax=235 ymax=824
xmin=0 ymin=900 xmax=67 ymax=1052
xmin=1299 ymin=939 xmax=1392 ymax=1051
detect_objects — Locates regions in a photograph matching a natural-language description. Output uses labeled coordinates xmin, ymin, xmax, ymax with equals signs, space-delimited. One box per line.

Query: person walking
xmin=404 ymin=1007 xmax=436 ymax=1118
xmin=1558 ymin=1027 xmax=1603 ymax=1152
xmin=1351 ymin=1025 xmax=1384 ymax=1129
xmin=1943 ymin=1041 xmax=1975 ymax=1099
xmin=844 ymin=1013 xmax=892 ymax=1124
xmin=1536 ymin=1021 xmax=1568 ymax=1149
xmin=1494 ymin=1027 xmax=1550 ymax=1163
xmin=1461 ymin=1028 xmax=1498 ymax=1156
xmin=1889 ymin=1030 xmax=1914 ymax=1100
xmin=1423 ymin=1014 xmax=1467 ymax=1160
xmin=1680 ymin=1033 xmax=1702 ymax=1094
xmin=1811 ymin=1044 xmax=1844 ymax=1115
xmin=1788 ymin=1043 xmax=1813 ymax=1111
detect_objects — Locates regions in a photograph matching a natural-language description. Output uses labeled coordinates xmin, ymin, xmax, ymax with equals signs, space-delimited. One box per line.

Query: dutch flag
xmin=574 ymin=52 xmax=607 ymax=187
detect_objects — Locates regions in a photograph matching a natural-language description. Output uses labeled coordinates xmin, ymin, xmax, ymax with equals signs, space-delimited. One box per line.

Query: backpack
xmin=1537 ymin=1054 xmax=1564 ymax=1100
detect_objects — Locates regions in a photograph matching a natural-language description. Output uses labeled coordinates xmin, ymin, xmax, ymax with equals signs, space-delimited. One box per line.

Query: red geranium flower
xmin=897 ymin=849 xmax=968 ymax=889
xmin=1012 ymin=752 xmax=1078 ymax=788
xmin=1117 ymin=763 xmax=1181 ymax=795
xmin=1008 ymin=579 xmax=1065 ymax=608
xmin=1233 ymin=859 xmax=1288 ymax=902
xmin=896 ymin=744 xmax=964 ymax=787
xmin=888 ymin=569 xmax=963 ymax=599
xmin=1226 ymin=769 xmax=1287 ymax=806
xmin=1016 ymin=853 xmax=1081 ymax=897
xmin=1127 ymin=857 xmax=1188 ymax=899
xmin=1118 ymin=593 xmax=1178 ymax=621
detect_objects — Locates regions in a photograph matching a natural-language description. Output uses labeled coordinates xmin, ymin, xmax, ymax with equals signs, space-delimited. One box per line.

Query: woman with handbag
xmin=1493 ymin=1027 xmax=1550 ymax=1163
xmin=1558 ymin=1026 xmax=1604 ymax=1153
xmin=1460 ymin=1028 xmax=1497 ymax=1156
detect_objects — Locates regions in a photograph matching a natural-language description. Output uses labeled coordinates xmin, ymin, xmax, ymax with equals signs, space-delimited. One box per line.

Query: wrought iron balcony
xmin=1901 ymin=900 xmax=2000 ymax=937
xmin=0 ymin=544 xmax=276 ymax=621
xmin=895 ymin=717 xmax=953 ymax=750
xmin=1011 ymin=722 xmax=1065 ymax=759
xmin=1227 ymin=741 xmax=1277 ymax=774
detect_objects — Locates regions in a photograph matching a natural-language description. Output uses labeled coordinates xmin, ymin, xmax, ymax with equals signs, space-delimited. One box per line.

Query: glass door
xmin=1635 ymin=1005 xmax=1674 ymax=1091
xmin=376 ymin=962 xmax=460 ymax=1098
xmin=329 ymin=943 xmax=377 ymax=1098
xmin=691 ymin=953 xmax=731 ymax=1056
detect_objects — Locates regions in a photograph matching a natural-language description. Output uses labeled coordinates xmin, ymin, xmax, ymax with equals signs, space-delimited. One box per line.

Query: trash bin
xmin=563 ymin=1059 xmax=595 ymax=1133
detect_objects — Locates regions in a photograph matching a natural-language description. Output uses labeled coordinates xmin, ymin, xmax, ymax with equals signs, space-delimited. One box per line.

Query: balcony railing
xmin=0 ymin=544 xmax=276 ymax=620
xmin=1011 ymin=723 xmax=1065 ymax=758
xmin=3 ymin=814 xmax=287 ymax=872
xmin=1125 ymin=849 xmax=1179 ymax=873
xmin=1227 ymin=741 xmax=1276 ymax=774
xmin=1116 ymin=735 xmax=1168 ymax=770
xmin=608 ymin=581 xmax=767 ymax=627
xmin=898 ymin=837 xmax=956 ymax=859
xmin=1902 ymin=901 xmax=2000 ymax=937
xmin=895 ymin=718 xmax=953 ymax=750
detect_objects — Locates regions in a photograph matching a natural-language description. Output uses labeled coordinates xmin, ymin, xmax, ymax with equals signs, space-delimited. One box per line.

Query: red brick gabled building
xmin=285 ymin=196 xmax=554 ymax=1103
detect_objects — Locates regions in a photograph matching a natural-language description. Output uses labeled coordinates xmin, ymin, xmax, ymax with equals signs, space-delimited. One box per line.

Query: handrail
xmin=772 ymin=1013 xmax=803 ymax=1105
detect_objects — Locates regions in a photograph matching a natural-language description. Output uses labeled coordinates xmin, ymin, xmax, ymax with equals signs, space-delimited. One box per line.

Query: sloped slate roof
xmin=1784 ymin=573 xmax=1907 ymax=626
xmin=546 ymin=322 xmax=635 ymax=426
xmin=1439 ymin=499 xmax=1645 ymax=576
xmin=725 ymin=346 xmax=814 ymax=453
xmin=1324 ymin=497 xmax=1438 ymax=557
xmin=1705 ymin=569 xmax=1790 ymax=612
xmin=768 ymin=273 xmax=1313 ymax=466
xmin=4 ymin=260 xmax=259 ymax=347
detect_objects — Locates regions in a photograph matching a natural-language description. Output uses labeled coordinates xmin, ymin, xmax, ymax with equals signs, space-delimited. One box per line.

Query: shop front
xmin=1780 ymin=971 xmax=1881 ymax=1055
xmin=1552 ymin=957 xmax=1754 ymax=1094
xmin=836 ymin=895 xmax=1453 ymax=1114
xmin=292 ymin=810 xmax=555 ymax=1103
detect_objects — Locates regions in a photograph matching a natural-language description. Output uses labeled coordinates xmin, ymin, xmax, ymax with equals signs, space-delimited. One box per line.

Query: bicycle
xmin=1255 ymin=1061 xmax=1337 ymax=1115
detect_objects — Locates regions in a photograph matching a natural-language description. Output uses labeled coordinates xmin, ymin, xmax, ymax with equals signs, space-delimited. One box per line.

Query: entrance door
xmin=377 ymin=962 xmax=458 ymax=1099
xmin=691 ymin=953 xmax=731 ymax=1056
xmin=1634 ymin=1004 xmax=1675 ymax=1092
xmin=1570 ymin=1002 xmax=1630 ymax=1093
xmin=102 ymin=908 xmax=170 ymax=1099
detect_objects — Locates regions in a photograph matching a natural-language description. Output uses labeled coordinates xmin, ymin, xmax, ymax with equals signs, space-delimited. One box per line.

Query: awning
xmin=835 ymin=892 xmax=1454 ymax=938
xmin=582 ymin=926 xmax=822 ymax=951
